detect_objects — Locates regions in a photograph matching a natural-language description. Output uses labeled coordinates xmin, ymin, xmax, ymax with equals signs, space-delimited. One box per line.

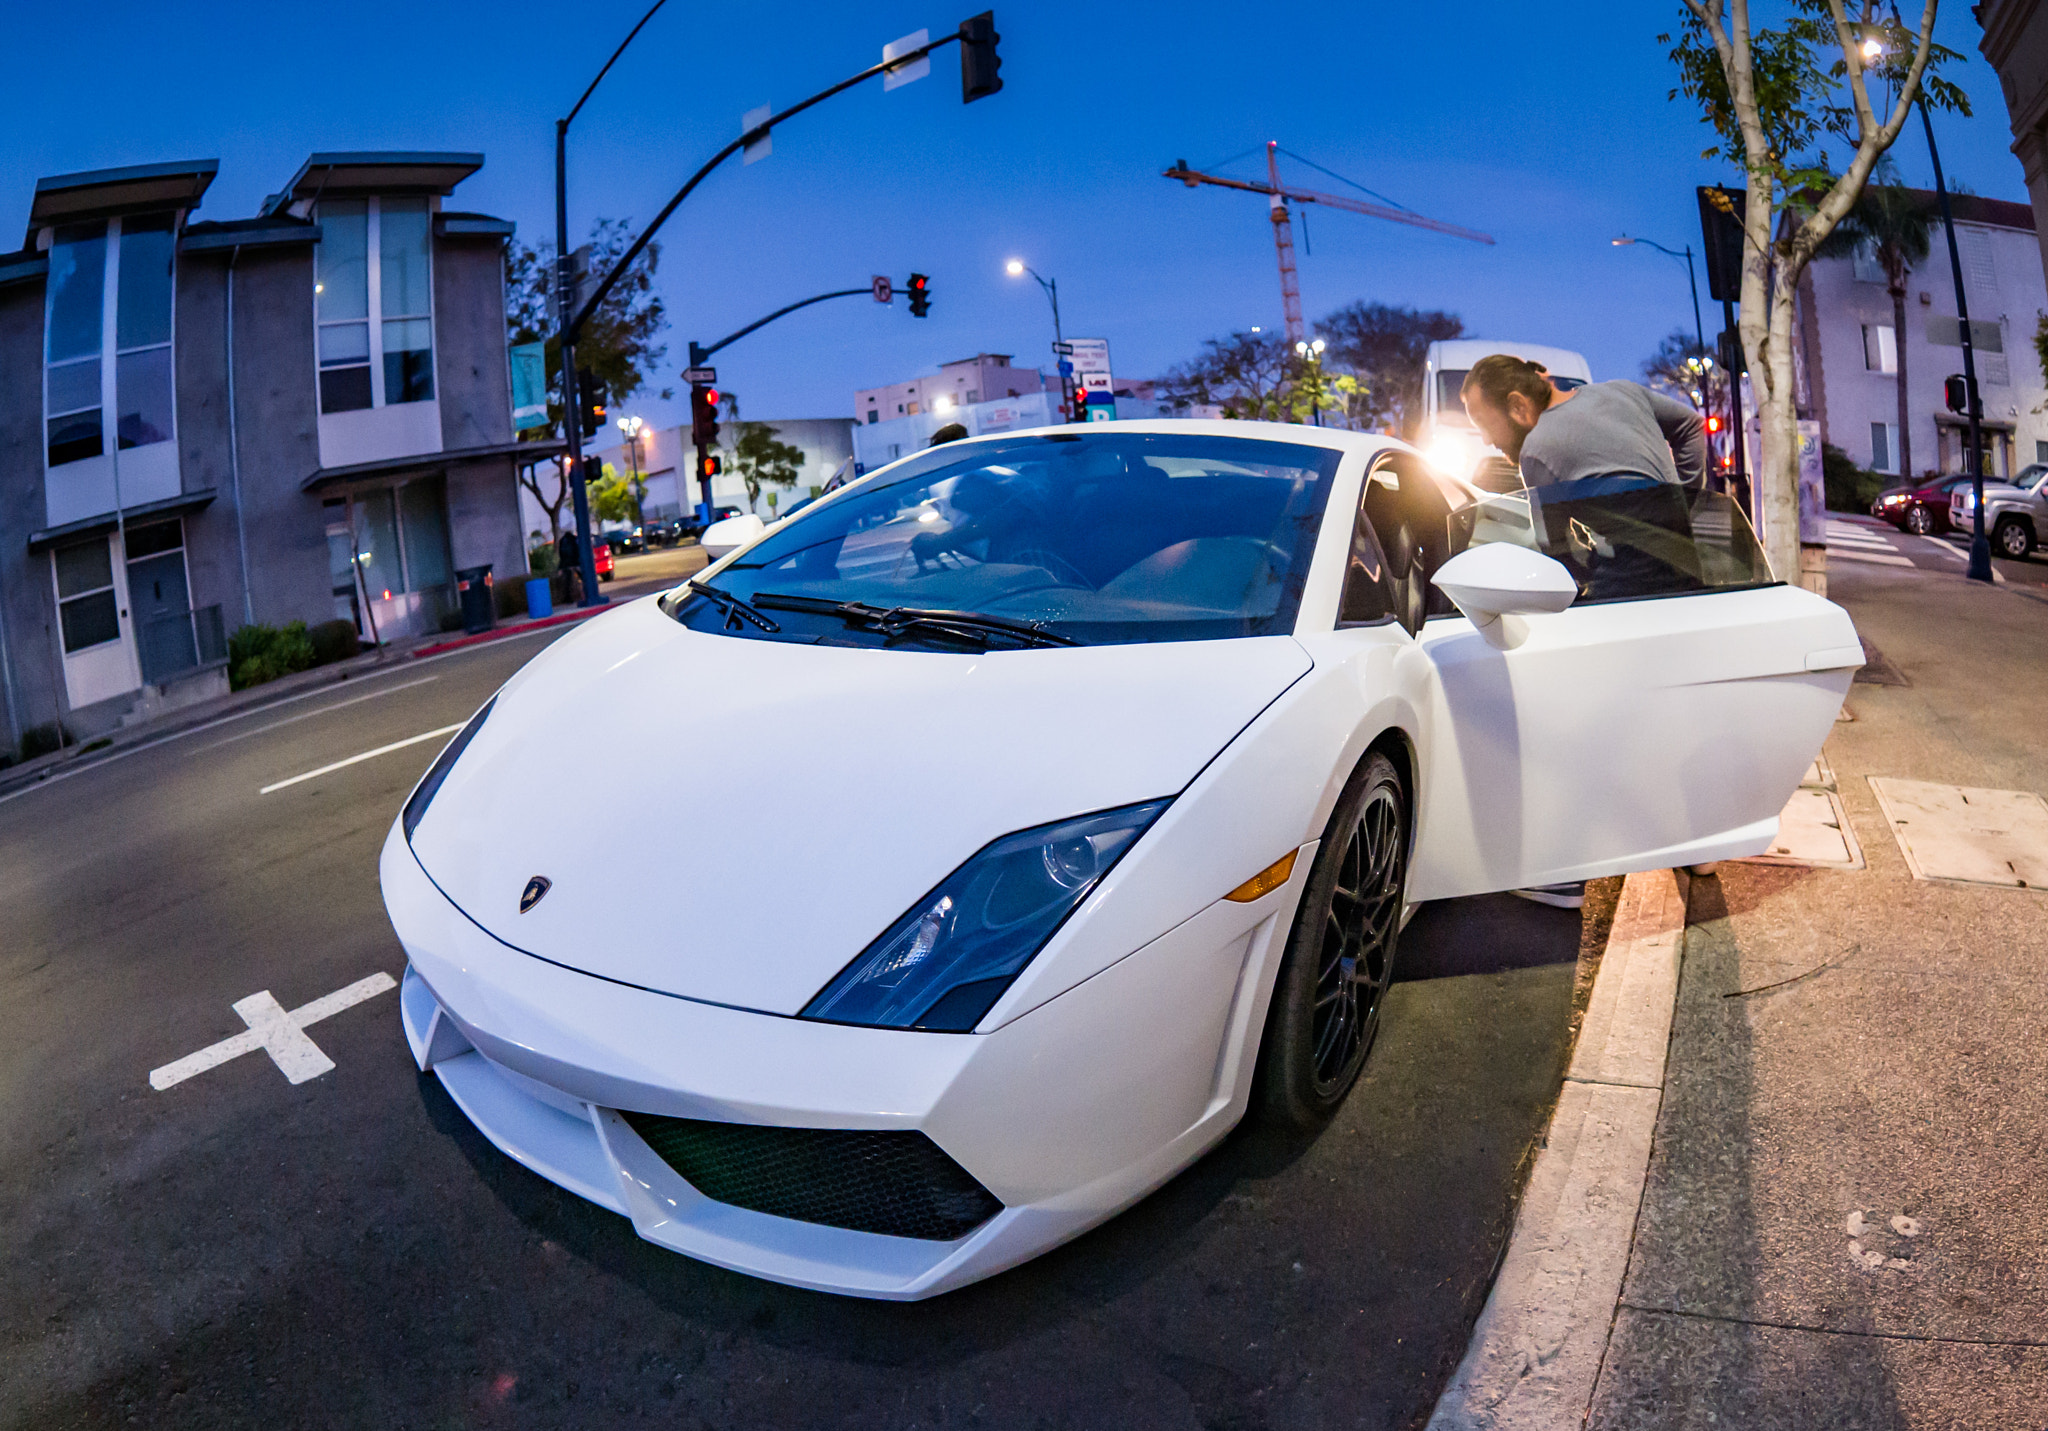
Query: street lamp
xmin=615 ymin=414 xmax=645 ymax=521
xmin=1006 ymin=258 xmax=1072 ymax=418
xmin=1294 ymin=337 xmax=1328 ymax=426
xmin=1611 ymin=235 xmax=1706 ymax=359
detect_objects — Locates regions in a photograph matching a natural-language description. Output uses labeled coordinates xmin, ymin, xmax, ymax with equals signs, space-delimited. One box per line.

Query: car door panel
xmin=1407 ymin=581 xmax=1857 ymax=901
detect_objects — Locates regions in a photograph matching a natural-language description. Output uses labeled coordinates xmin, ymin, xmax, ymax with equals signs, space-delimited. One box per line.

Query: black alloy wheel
xmin=1906 ymin=505 xmax=1934 ymax=535
xmin=1254 ymin=750 xmax=1408 ymax=1130
xmin=1995 ymin=517 xmax=2035 ymax=559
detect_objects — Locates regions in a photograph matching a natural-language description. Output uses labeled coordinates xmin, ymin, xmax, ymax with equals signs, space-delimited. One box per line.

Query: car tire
xmin=1906 ymin=505 xmax=1933 ymax=535
xmin=1994 ymin=517 xmax=2035 ymax=559
xmin=1253 ymin=748 xmax=1407 ymax=1131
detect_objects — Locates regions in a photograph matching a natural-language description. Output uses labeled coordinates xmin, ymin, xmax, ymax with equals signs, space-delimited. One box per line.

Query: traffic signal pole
xmin=1921 ymin=97 xmax=1992 ymax=583
xmin=551 ymin=0 xmax=669 ymax=609
xmin=555 ymin=121 xmax=604 ymax=607
xmin=682 ymin=288 xmax=876 ymax=521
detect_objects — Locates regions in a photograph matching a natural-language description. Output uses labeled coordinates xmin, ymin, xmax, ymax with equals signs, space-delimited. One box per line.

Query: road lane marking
xmin=150 ymin=973 xmax=396 ymax=1090
xmin=1830 ymin=550 xmax=1916 ymax=567
xmin=189 ymin=676 xmax=439 ymax=754
xmin=259 ymin=724 xmax=464 ymax=794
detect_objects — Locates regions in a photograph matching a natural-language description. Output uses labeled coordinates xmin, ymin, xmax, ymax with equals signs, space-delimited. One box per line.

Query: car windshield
xmin=665 ymin=431 xmax=1343 ymax=648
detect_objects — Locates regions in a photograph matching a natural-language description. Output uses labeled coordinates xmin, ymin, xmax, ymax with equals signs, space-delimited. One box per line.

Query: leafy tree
xmin=1158 ymin=331 xmax=1293 ymax=419
xmin=1664 ymin=0 xmax=1967 ymax=578
xmin=1316 ymin=301 xmax=1464 ymax=435
xmin=589 ymin=462 xmax=641 ymax=526
xmin=721 ymin=394 xmax=805 ymax=512
xmin=1642 ymin=328 xmax=1727 ymax=415
xmin=506 ymin=218 xmax=672 ymax=541
xmin=1815 ymin=168 xmax=1935 ymax=479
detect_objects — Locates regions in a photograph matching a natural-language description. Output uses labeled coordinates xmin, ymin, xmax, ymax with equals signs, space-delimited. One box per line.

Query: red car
xmin=593 ymin=541 xmax=615 ymax=582
xmin=1872 ymin=475 xmax=1974 ymax=535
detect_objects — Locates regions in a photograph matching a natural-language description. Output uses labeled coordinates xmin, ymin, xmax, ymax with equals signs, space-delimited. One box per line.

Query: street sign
xmin=882 ymin=28 xmax=931 ymax=89
xmin=1066 ymin=337 xmax=1112 ymax=390
xmin=684 ymin=366 xmax=717 ymax=384
xmin=872 ymin=274 xmax=893 ymax=303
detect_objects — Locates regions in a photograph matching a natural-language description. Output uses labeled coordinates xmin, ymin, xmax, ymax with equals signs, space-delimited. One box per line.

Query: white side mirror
xmin=1431 ymin=544 xmax=1578 ymax=648
xmin=700 ymin=514 xmax=766 ymax=561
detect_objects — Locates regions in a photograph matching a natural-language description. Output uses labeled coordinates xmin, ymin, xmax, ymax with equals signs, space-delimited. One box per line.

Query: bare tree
xmin=1667 ymin=1 xmax=1967 ymax=581
xmin=1316 ymin=302 xmax=1464 ymax=436
xmin=1157 ymin=331 xmax=1293 ymax=419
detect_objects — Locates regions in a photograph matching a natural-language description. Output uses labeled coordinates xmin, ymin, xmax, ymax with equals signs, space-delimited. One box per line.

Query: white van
xmin=1420 ymin=339 xmax=1594 ymax=492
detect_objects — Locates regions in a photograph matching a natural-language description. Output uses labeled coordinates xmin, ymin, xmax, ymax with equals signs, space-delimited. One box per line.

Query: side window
xmin=1359 ymin=454 xmax=1459 ymax=630
xmin=1445 ymin=477 xmax=1775 ymax=606
xmin=1338 ymin=472 xmax=1397 ymax=627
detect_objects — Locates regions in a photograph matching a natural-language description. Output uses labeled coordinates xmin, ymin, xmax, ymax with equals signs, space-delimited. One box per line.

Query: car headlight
xmin=802 ymin=800 xmax=1171 ymax=1032
xmin=402 ymin=696 xmax=496 ymax=842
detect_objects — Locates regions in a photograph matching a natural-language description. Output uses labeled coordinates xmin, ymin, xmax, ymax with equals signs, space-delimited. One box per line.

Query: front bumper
xmin=381 ymin=824 xmax=1305 ymax=1299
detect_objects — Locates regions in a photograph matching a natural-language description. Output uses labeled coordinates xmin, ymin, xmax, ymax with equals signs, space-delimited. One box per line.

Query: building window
xmin=1871 ymin=421 xmax=1899 ymax=474
xmin=1851 ymin=239 xmax=1886 ymax=284
xmin=340 ymin=477 xmax=453 ymax=606
xmin=52 ymin=538 xmax=120 ymax=653
xmin=1862 ymin=324 xmax=1897 ymax=374
xmin=316 ymin=197 xmax=434 ymax=415
xmin=2036 ymin=439 xmax=2048 ymax=464
xmin=43 ymin=213 xmax=181 ymax=470
xmin=867 ymin=411 xmax=878 ymax=424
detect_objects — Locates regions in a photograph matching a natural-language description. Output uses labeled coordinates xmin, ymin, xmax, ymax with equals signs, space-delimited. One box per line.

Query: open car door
xmin=1402 ymin=473 xmax=1863 ymax=902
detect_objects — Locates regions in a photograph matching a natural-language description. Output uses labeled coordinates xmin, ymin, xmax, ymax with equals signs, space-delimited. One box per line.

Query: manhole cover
xmin=1867 ymin=778 xmax=2048 ymax=889
xmin=1745 ymin=786 xmax=1864 ymax=869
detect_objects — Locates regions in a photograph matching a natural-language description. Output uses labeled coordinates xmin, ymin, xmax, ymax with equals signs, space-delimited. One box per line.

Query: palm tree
xmin=1818 ymin=168 xmax=1935 ymax=484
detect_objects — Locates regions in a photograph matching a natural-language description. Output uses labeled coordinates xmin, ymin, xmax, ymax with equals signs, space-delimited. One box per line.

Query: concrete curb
xmin=1425 ymin=867 xmax=1691 ymax=1430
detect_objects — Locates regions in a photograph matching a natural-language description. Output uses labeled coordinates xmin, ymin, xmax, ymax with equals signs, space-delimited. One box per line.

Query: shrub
xmin=20 ymin=721 xmax=69 ymax=760
xmin=528 ymin=543 xmax=559 ymax=576
xmin=1822 ymin=442 xmax=1888 ymax=514
xmin=308 ymin=618 xmax=360 ymax=666
xmin=228 ymin=621 xmax=317 ymax=691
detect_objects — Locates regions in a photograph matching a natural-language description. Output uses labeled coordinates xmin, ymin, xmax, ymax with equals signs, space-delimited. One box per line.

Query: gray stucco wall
xmin=445 ymin=455 xmax=525 ymax=582
xmin=215 ymin=245 xmax=330 ymax=630
xmin=434 ymin=236 xmax=514 ymax=450
xmin=0 ymin=279 xmax=63 ymax=742
xmin=173 ymin=250 xmax=243 ymax=635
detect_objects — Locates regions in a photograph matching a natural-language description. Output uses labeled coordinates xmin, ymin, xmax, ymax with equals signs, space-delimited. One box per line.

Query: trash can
xmin=456 ymin=565 xmax=495 ymax=635
xmin=524 ymin=576 xmax=553 ymax=620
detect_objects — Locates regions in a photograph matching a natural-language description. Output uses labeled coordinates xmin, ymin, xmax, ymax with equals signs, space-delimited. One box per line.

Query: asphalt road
xmin=0 ymin=617 xmax=1585 ymax=1431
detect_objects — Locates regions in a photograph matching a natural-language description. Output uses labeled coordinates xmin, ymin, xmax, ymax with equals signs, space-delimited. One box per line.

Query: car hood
xmin=407 ymin=598 xmax=1311 ymax=1015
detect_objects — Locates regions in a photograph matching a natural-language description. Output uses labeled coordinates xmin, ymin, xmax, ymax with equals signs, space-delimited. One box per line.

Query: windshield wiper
xmin=687 ymin=579 xmax=780 ymax=633
xmin=751 ymin=592 xmax=1078 ymax=649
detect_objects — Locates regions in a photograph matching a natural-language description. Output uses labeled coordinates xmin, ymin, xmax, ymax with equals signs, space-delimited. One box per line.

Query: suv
xmin=1949 ymin=464 xmax=2048 ymax=559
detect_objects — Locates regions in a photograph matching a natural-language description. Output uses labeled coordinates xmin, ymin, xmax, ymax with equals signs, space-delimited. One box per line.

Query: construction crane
xmin=1165 ymin=142 xmax=1495 ymax=344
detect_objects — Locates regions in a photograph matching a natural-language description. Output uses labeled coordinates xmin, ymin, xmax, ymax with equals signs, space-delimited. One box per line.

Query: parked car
xmin=608 ymin=526 xmax=647 ymax=555
xmin=642 ymin=520 xmax=680 ymax=548
xmin=1949 ymin=463 xmax=2048 ymax=558
xmin=385 ymin=422 xmax=1857 ymax=1300
xmin=593 ymin=541 xmax=615 ymax=582
xmin=1871 ymin=475 xmax=1975 ymax=535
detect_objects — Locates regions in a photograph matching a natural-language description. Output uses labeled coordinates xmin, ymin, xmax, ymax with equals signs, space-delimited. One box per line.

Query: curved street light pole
xmin=1008 ymin=262 xmax=1068 ymax=417
xmin=1613 ymin=234 xmax=1706 ymax=358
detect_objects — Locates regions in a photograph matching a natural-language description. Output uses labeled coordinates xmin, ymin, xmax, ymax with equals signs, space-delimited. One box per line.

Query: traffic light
xmin=691 ymin=384 xmax=722 ymax=447
xmin=959 ymin=12 xmax=1002 ymax=103
xmin=906 ymin=273 xmax=931 ymax=317
xmin=698 ymin=454 xmax=722 ymax=480
xmin=1944 ymin=373 xmax=1974 ymax=414
xmin=577 ymin=369 xmax=605 ymax=438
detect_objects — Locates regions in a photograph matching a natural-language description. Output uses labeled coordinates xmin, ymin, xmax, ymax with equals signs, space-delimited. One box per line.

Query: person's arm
xmin=1644 ymin=386 xmax=1709 ymax=488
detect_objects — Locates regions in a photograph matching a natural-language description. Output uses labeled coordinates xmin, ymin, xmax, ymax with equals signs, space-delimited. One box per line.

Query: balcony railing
xmin=138 ymin=603 xmax=227 ymax=686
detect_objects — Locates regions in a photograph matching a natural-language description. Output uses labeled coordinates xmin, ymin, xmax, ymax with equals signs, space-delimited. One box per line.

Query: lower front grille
xmin=619 ymin=1114 xmax=1003 ymax=1242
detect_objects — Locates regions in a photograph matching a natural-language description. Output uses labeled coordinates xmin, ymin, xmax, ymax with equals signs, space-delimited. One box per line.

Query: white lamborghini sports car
xmin=383 ymin=421 xmax=1860 ymax=1299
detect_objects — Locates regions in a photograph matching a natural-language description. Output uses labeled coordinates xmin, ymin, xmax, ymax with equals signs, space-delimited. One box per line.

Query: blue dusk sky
xmin=0 ymin=2 xmax=2023 ymax=433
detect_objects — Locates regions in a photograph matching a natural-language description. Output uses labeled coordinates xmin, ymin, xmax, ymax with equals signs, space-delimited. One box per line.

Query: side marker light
xmin=1225 ymin=850 xmax=1298 ymax=903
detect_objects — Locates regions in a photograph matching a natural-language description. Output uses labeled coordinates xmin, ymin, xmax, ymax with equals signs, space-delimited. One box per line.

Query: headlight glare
xmin=802 ymin=800 xmax=1170 ymax=1032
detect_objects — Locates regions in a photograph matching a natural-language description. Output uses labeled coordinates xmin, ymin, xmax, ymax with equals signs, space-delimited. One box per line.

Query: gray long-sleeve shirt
xmin=1518 ymin=380 xmax=1709 ymax=490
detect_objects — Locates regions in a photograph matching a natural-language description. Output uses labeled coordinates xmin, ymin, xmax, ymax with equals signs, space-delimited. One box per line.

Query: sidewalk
xmin=0 ymin=545 xmax=706 ymax=800
xmin=1436 ymin=554 xmax=2048 ymax=1428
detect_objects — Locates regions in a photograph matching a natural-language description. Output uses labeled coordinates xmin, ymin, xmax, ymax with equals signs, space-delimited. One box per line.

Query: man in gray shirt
xmin=1460 ymin=354 xmax=1709 ymax=489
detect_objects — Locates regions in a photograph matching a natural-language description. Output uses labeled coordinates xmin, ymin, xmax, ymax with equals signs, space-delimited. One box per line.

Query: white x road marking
xmin=149 ymin=973 xmax=396 ymax=1090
